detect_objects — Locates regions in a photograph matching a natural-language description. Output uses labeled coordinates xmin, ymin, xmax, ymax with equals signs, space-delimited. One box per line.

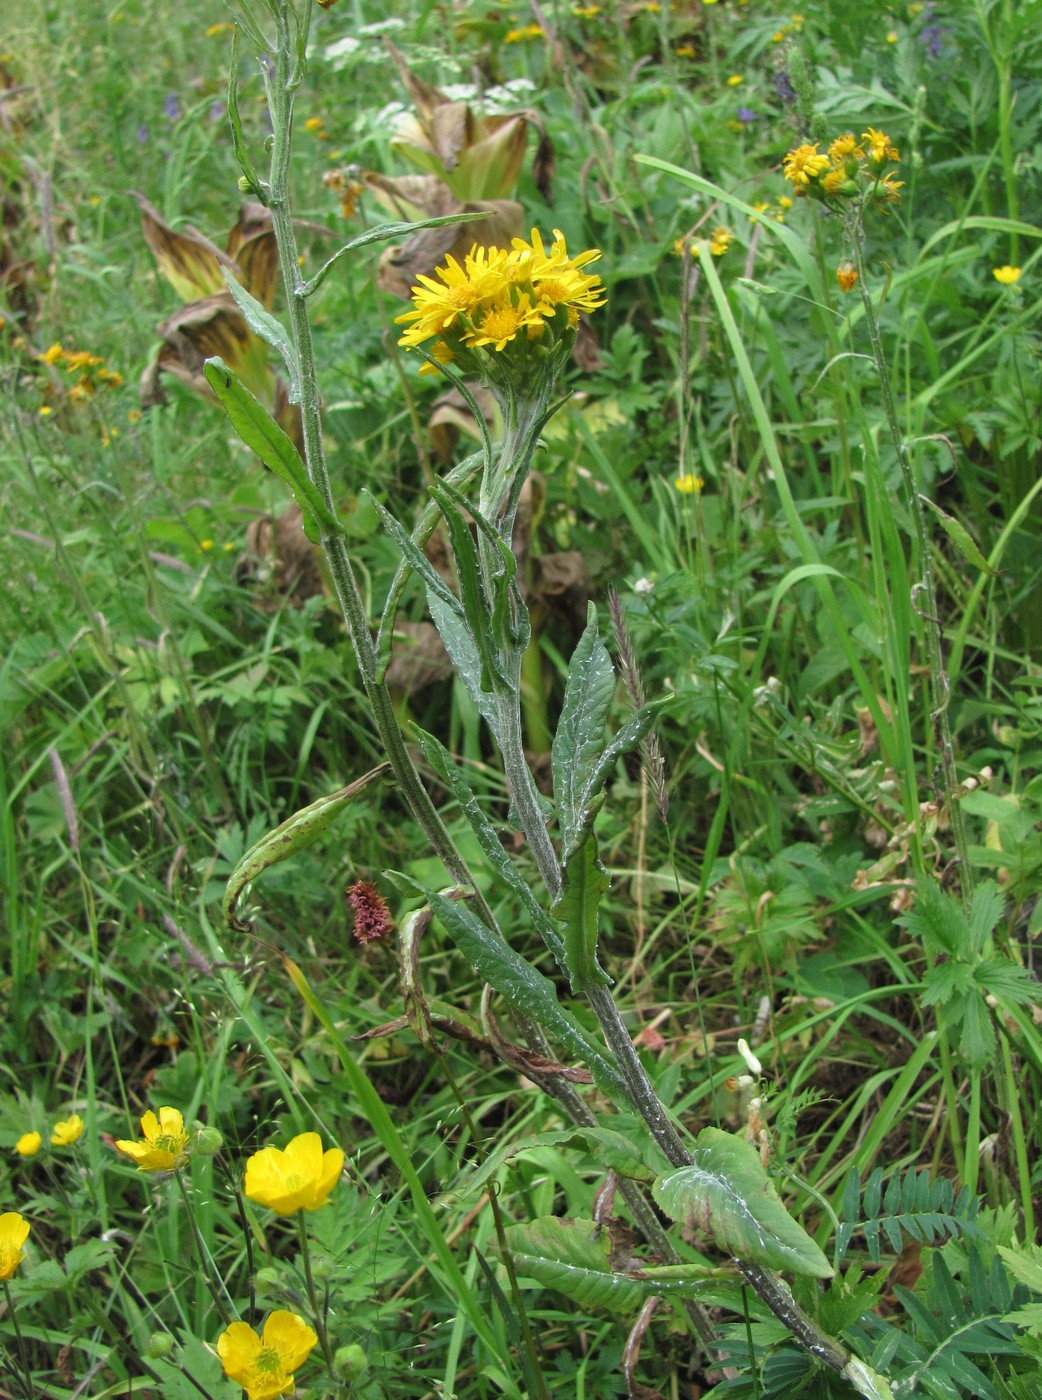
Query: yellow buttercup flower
xmin=709 ymin=226 xmax=733 ymax=256
xmin=782 ymin=143 xmax=830 ymax=188
xmin=0 ymin=1213 xmax=29 ymax=1280
xmin=993 ymin=265 xmax=1021 ymax=285
xmin=115 ymin=1106 xmax=191 ymax=1173
xmin=674 ymin=472 xmax=704 ymax=494
xmin=51 ymin=1115 xmax=84 ymax=1147
xmin=217 ymin=1311 xmax=318 ymax=1400
xmin=244 ymin=1132 xmax=344 ymax=1216
xmin=15 ymin=1132 xmax=42 ymax=1157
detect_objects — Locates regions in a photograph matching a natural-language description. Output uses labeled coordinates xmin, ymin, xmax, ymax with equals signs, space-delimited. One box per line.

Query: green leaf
xmin=653 ymin=1127 xmax=833 ymax=1278
xmin=367 ymin=493 xmax=464 ymax=619
xmin=64 ymin=1239 xmax=118 ymax=1281
xmin=227 ymin=26 xmax=267 ymax=202
xmin=427 ymin=591 xmax=499 ymax=730
xmin=552 ymin=604 xmax=616 ymax=862
xmin=203 ymin=357 xmax=338 ymax=542
xmin=504 ymin=1217 xmax=646 ymax=1315
xmin=460 ymin=1127 xmax=656 ymax=1199
xmin=427 ymin=485 xmax=508 ymax=695
xmin=223 ymin=766 xmax=388 ymax=931
xmin=399 ymin=879 xmax=631 ymax=1108
xmin=413 ymin=727 xmax=566 ymax=965
xmin=300 ymin=211 xmax=492 ymax=298
xmin=222 ymin=266 xmax=299 ymax=401
xmin=553 ymin=834 xmax=611 ymax=992
xmin=919 ymin=495 xmax=996 ymax=576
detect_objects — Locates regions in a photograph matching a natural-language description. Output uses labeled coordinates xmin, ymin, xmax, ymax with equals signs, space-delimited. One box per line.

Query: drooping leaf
xmin=223 ymin=767 xmax=389 ymax=931
xmin=203 ymin=357 xmax=338 ymax=542
xmin=427 ymin=485 xmax=508 ymax=694
xmin=504 ymin=1217 xmax=646 ymax=1315
xmin=653 ymin=1127 xmax=833 ymax=1278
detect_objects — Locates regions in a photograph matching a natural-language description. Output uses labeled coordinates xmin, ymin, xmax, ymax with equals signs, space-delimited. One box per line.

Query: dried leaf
xmin=134 ymin=192 xmax=230 ymax=302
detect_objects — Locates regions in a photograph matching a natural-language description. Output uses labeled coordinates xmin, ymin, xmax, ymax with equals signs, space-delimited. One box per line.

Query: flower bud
xmin=254 ymin=1266 xmax=281 ymax=1291
xmin=192 ymin=1125 xmax=223 ymax=1157
xmin=335 ymin=1344 xmax=368 ymax=1380
xmin=237 ymin=176 xmax=252 ymax=192
xmin=146 ymin=1332 xmax=174 ymax=1359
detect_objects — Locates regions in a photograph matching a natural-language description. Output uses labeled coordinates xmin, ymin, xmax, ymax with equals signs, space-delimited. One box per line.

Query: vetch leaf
xmin=203 ymin=357 xmax=338 ymax=542
xmin=224 ymin=767 xmax=389 ymax=931
xmin=653 ymin=1127 xmax=833 ymax=1278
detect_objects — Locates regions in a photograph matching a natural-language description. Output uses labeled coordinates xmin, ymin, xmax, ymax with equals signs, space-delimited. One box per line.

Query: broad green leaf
xmin=223 ymin=766 xmax=389 ymax=931
xmin=427 ymin=591 xmax=499 ymax=730
xmin=222 ymin=266 xmax=300 ymax=402
xmin=553 ymin=834 xmax=611 ymax=992
xmin=203 ymin=357 xmax=338 ymax=542
xmin=414 ymin=727 xmax=566 ymax=965
xmin=653 ymin=1127 xmax=833 ymax=1278
xmin=552 ymin=604 xmax=616 ymax=862
xmin=919 ymin=495 xmax=995 ymax=576
xmin=400 ymin=878 xmax=631 ymax=1108
xmin=460 ymin=1127 xmax=656 ymax=1198
xmin=504 ymin=1217 xmax=646 ymax=1315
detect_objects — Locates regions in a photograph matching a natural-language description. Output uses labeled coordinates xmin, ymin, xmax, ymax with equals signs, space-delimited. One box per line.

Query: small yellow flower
xmin=782 ymin=143 xmax=830 ymax=188
xmin=836 ymin=262 xmax=858 ymax=292
xmin=886 ymin=30 xmax=898 ymax=42
xmin=828 ymin=133 xmax=860 ymax=163
xmin=674 ymin=472 xmax=704 ymax=494
xmin=727 ymin=74 xmax=744 ymax=86
xmin=862 ymin=127 xmax=899 ymax=163
xmin=217 ymin=1311 xmax=318 ymax=1400
xmin=199 ymin=539 xmax=214 ymax=551
xmin=993 ymin=265 xmax=1021 ymax=285
xmin=127 ymin=409 xmax=143 ymax=424
xmin=15 ymin=1132 xmax=42 ymax=1157
xmin=206 ymin=21 xmax=234 ymax=36
xmin=244 ymin=1132 xmax=344 ymax=1216
xmin=709 ymin=226 xmax=733 ymax=256
xmin=51 ymin=1115 xmax=84 ymax=1147
xmin=676 ymin=43 xmax=697 ymax=57
xmin=0 ymin=1214 xmax=29 ymax=1280
xmin=63 ymin=350 xmax=103 ymax=373
xmin=38 ymin=342 xmax=65 ymax=365
xmin=573 ymin=4 xmax=601 ymax=14
xmin=38 ymin=405 xmax=53 ymax=417
xmin=504 ymin=23 xmax=544 ymax=41
xmin=419 ymin=340 xmax=455 ymax=377
xmin=115 ymin=1106 xmax=191 ymax=1173
xmin=304 ymin=116 xmax=324 ymax=133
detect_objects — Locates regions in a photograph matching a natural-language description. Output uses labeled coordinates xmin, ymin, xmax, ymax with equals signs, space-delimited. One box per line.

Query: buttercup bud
xmin=146 ymin=1332 xmax=174 ymax=1359
xmin=335 ymin=1343 xmax=368 ymax=1380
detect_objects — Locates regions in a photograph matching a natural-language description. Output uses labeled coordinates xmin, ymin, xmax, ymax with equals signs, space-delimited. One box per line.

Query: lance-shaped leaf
xmin=414 ymin=727 xmax=566 ymax=965
xmin=433 ymin=477 xmax=521 ymax=652
xmin=552 ymin=604 xmax=616 ymax=863
xmin=204 ymin=357 xmax=339 ymax=543
xmin=429 ymin=592 xmax=500 ymax=731
xmin=222 ymin=266 xmax=300 ymax=403
xmin=504 ymin=1218 xmax=646 ymax=1316
xmin=553 ymin=833 xmax=611 ymax=992
xmin=653 ymin=1127 xmax=833 ymax=1279
xmin=427 ymin=485 xmax=508 ymax=695
xmin=398 ymin=878 xmax=631 ymax=1108
xmin=224 ymin=766 xmax=389 ymax=931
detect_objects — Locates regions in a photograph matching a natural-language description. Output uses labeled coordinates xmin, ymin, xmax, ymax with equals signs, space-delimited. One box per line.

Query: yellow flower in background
xmin=836 ymin=262 xmax=859 ymax=292
xmin=15 ymin=1132 xmax=41 ymax=1157
xmin=0 ymin=1213 xmax=29 ymax=1280
xmin=993 ymin=265 xmax=1022 ymax=285
xmin=782 ymin=143 xmax=830 ymax=187
xmin=217 ymin=1311 xmax=318 ymax=1400
xmin=709 ymin=226 xmax=734 ymax=256
xmin=674 ymin=472 xmax=704 ymax=494
xmin=38 ymin=343 xmax=65 ymax=365
xmin=51 ymin=1115 xmax=83 ymax=1147
xmin=244 ymin=1132 xmax=344 ymax=1216
xmin=115 ymin=1106 xmax=191 ymax=1172
xmin=505 ymin=23 xmax=544 ymax=41
xmin=727 ymin=74 xmax=744 ymax=86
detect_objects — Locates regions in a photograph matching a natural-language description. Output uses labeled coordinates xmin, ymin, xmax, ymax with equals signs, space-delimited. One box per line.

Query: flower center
xmin=254 ymin=1346 xmax=282 ymax=1376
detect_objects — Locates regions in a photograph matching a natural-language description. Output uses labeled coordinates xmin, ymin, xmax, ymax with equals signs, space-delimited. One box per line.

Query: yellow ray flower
xmin=115 ymin=1106 xmax=191 ymax=1173
xmin=217 ymin=1311 xmax=318 ymax=1400
xmin=51 ymin=1115 xmax=84 ymax=1147
xmin=0 ymin=1213 xmax=29 ymax=1280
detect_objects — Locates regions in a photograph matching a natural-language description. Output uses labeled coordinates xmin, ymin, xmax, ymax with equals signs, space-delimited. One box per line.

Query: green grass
xmin=2 ymin=0 xmax=1042 ymax=1396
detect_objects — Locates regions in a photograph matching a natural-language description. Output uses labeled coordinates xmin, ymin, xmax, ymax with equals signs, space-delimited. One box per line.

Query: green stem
xmin=175 ymin=1173 xmax=234 ymax=1327
xmin=847 ymin=217 xmax=972 ymax=898
xmin=296 ymin=1215 xmax=336 ymax=1377
xmin=218 ymin=1154 xmax=258 ymax=1328
xmin=2 ymin=1280 xmax=35 ymax=1399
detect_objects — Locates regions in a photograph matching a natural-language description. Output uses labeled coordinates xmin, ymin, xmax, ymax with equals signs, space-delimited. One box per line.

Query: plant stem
xmin=175 ymin=1173 xmax=234 ymax=1327
xmin=847 ymin=217 xmax=972 ymax=897
xmin=218 ymin=1154 xmax=258 ymax=1327
xmin=296 ymin=1215 xmax=336 ymax=1378
xmin=2 ymin=1280 xmax=35 ymax=1399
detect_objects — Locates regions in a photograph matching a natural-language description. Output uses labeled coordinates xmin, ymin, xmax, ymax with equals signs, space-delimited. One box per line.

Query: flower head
xmin=782 ymin=143 xmax=830 ymax=188
xmin=15 ymin=1132 xmax=42 ymax=1157
xmin=0 ymin=1213 xmax=29 ymax=1280
xmin=836 ymin=262 xmax=859 ymax=293
xmin=217 ymin=1311 xmax=318 ymax=1400
xmin=674 ymin=472 xmax=704 ymax=495
xmin=862 ymin=127 xmax=899 ymax=163
xmin=115 ymin=1106 xmax=191 ymax=1173
xmin=244 ymin=1132 xmax=344 ymax=1216
xmin=709 ymin=226 xmax=733 ymax=257
xmin=51 ymin=1115 xmax=84 ymax=1147
xmin=993 ymin=265 xmax=1021 ymax=285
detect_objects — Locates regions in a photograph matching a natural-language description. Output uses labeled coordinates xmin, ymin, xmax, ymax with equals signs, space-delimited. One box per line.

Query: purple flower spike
xmin=737 ymin=106 xmax=757 ymax=123
xmin=164 ymin=93 xmax=182 ymax=123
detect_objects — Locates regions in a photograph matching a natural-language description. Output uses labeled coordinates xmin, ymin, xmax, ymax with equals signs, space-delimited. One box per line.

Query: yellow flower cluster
xmin=505 ymin=22 xmax=544 ymax=42
xmin=396 ymin=228 xmax=606 ymax=376
xmin=673 ymin=227 xmax=734 ymax=258
xmin=783 ymin=129 xmax=903 ymax=209
xmin=14 ymin=1114 xmax=84 ymax=1157
xmin=36 ymin=341 xmax=124 ymax=414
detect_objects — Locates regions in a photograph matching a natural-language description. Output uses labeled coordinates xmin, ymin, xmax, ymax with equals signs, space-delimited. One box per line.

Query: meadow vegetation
xmin=2 ymin=0 xmax=1042 ymax=1396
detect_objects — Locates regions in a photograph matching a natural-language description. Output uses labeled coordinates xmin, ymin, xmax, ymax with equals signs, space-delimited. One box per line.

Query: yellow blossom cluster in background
xmin=505 ymin=22 xmax=544 ymax=42
xmin=783 ymin=129 xmax=903 ymax=209
xmin=14 ymin=1113 xmax=84 ymax=1156
xmin=772 ymin=12 xmax=804 ymax=41
xmin=35 ymin=341 xmax=124 ymax=412
xmin=993 ymin=265 xmax=1022 ymax=285
xmin=396 ymin=228 xmax=605 ymax=375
